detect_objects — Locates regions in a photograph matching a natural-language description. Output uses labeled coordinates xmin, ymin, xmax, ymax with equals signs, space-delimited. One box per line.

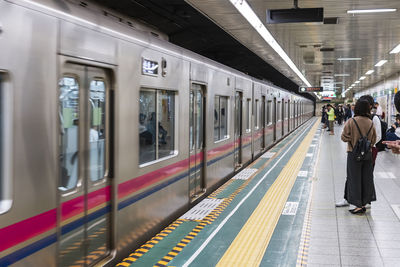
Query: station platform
xmin=116 ymin=118 xmax=400 ymax=267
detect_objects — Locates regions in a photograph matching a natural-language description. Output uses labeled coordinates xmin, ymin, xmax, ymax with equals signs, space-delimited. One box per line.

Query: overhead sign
xmin=299 ymin=87 xmax=323 ymax=93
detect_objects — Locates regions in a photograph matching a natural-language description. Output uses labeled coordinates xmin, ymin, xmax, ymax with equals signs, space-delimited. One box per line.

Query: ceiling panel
xmin=186 ymin=0 xmax=400 ymax=96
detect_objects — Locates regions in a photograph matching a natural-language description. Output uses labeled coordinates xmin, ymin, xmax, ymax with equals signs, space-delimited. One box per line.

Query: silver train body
xmin=0 ymin=0 xmax=314 ymax=266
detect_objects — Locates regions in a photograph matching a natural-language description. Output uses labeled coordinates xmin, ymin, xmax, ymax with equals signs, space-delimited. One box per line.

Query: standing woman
xmin=341 ymin=100 xmax=376 ymax=214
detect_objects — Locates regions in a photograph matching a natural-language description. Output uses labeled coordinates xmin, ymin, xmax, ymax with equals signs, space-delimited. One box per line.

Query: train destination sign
xmin=299 ymin=87 xmax=323 ymax=92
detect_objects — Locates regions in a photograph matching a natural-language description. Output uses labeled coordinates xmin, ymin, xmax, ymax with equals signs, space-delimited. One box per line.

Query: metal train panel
xmin=205 ymin=68 xmax=235 ymax=189
xmin=252 ymin=82 xmax=263 ymax=158
xmin=234 ymin=76 xmax=253 ymax=166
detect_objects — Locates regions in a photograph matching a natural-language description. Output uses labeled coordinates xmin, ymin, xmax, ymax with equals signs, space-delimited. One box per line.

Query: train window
xmin=139 ymin=89 xmax=176 ymax=165
xmin=59 ymin=77 xmax=80 ymax=191
xmin=89 ymin=80 xmax=106 ymax=182
xmin=255 ymin=100 xmax=259 ymax=129
xmin=0 ymin=72 xmax=12 ymax=214
xmin=246 ymin=98 xmax=251 ymax=132
xmin=214 ymin=95 xmax=229 ymax=141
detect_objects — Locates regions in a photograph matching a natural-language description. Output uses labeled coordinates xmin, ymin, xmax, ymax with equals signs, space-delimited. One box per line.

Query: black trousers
xmin=344 ymin=152 xmax=376 ymax=207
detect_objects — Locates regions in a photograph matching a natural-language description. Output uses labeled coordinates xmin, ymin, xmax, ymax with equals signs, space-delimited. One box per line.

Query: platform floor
xmin=117 ymin=118 xmax=400 ymax=267
xmin=308 ymin=123 xmax=400 ymax=267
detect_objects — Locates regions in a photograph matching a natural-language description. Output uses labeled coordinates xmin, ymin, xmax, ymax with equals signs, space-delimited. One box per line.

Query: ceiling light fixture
xmin=334 ymin=74 xmax=350 ymax=77
xmin=347 ymin=9 xmax=397 ymax=14
xmin=390 ymin=44 xmax=400 ymax=54
xmin=355 ymin=81 xmax=360 ymax=84
xmin=229 ymin=0 xmax=312 ymax=87
xmin=375 ymin=60 xmax=388 ymax=67
xmin=365 ymin=70 xmax=374 ymax=75
xmin=359 ymin=76 xmax=366 ymax=80
xmin=337 ymin=58 xmax=362 ymax=61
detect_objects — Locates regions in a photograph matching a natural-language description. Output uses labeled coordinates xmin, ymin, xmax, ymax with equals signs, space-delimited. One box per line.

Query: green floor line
xmin=215 ymin=180 xmax=246 ymax=199
xmin=129 ymin=221 xmax=198 ymax=267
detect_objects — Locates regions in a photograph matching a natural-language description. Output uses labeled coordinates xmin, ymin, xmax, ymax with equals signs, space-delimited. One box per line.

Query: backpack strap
xmin=351 ymin=118 xmax=363 ymax=137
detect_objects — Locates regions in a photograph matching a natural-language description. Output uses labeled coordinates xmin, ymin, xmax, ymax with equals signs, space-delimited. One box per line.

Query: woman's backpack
xmin=351 ymin=118 xmax=373 ymax=162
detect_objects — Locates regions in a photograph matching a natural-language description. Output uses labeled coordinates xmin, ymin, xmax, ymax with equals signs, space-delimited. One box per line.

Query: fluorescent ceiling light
xmin=334 ymin=74 xmax=350 ymax=77
xmin=375 ymin=60 xmax=388 ymax=67
xmin=347 ymin=9 xmax=397 ymax=14
xmin=351 ymin=83 xmax=356 ymax=86
xmin=359 ymin=76 xmax=366 ymax=80
xmin=337 ymin=58 xmax=362 ymax=61
xmin=229 ymin=0 xmax=311 ymax=87
xmin=390 ymin=44 xmax=400 ymax=54
xmin=365 ymin=70 xmax=374 ymax=75
xmin=355 ymin=81 xmax=360 ymax=84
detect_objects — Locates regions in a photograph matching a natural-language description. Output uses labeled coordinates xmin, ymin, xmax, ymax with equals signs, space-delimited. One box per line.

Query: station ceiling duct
xmin=267 ymin=0 xmax=323 ymax=24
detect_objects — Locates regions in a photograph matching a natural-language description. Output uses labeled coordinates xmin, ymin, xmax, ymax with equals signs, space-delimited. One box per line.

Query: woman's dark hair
xmin=359 ymin=95 xmax=374 ymax=106
xmin=354 ymin=99 xmax=371 ymax=117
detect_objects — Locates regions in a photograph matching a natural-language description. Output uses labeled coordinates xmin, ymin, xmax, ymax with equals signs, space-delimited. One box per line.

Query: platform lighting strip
xmin=365 ymin=70 xmax=374 ymax=75
xmin=390 ymin=44 xmax=400 ymax=54
xmin=359 ymin=76 xmax=366 ymax=80
xmin=229 ymin=0 xmax=311 ymax=87
xmin=337 ymin=58 xmax=362 ymax=61
xmin=375 ymin=60 xmax=388 ymax=67
xmin=347 ymin=9 xmax=397 ymax=14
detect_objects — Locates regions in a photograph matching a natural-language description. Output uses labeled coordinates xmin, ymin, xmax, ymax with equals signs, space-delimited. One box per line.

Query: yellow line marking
xmin=217 ymin=120 xmax=319 ymax=267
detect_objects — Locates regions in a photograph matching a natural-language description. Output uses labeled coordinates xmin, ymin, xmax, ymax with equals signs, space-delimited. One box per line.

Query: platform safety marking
xmin=296 ymin=183 xmax=314 ymax=267
xmin=116 ymin=220 xmax=184 ymax=266
xmin=282 ymin=202 xmax=299 ymax=215
xmin=298 ymin=171 xmax=308 ymax=177
xmin=155 ymin=181 xmax=250 ymax=267
xmin=306 ymin=153 xmax=313 ymax=157
xmin=208 ymin=180 xmax=233 ymax=199
xmin=116 ymin=119 xmax=314 ymax=267
xmin=376 ymin=171 xmax=396 ymax=179
xmin=232 ymin=168 xmax=258 ymax=180
xmin=261 ymin=152 xmax=276 ymax=158
xmin=180 ymin=198 xmax=224 ymax=220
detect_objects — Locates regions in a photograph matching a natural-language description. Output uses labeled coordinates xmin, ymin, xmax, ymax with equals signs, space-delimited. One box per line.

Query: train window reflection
xmin=59 ymin=77 xmax=80 ymax=191
xmin=139 ymin=89 xmax=176 ymax=165
xmin=214 ymin=95 xmax=229 ymax=141
xmin=89 ymin=80 xmax=106 ymax=182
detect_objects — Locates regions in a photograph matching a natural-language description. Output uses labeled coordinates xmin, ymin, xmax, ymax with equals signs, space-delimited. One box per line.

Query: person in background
xmin=359 ymin=95 xmax=381 ymax=167
xmin=337 ymin=105 xmax=344 ymax=125
xmin=344 ymin=104 xmax=352 ymax=121
xmin=327 ymin=104 xmax=335 ymax=135
xmin=374 ymin=102 xmax=383 ymax=119
xmin=339 ymin=99 xmax=376 ymax=214
xmin=386 ymin=114 xmax=400 ymax=141
xmin=321 ymin=105 xmax=327 ymax=128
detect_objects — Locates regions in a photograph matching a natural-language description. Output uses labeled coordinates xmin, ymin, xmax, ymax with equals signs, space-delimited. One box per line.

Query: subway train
xmin=0 ymin=0 xmax=314 ymax=266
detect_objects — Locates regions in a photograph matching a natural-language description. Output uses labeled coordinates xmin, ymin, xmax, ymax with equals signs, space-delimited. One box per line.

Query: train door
xmin=58 ymin=63 xmax=112 ymax=266
xmin=234 ymin=91 xmax=243 ymax=169
xmin=282 ymin=100 xmax=285 ymax=136
xmin=261 ymin=95 xmax=266 ymax=149
xmin=189 ymin=83 xmax=206 ymax=201
xmin=287 ymin=100 xmax=290 ymax=132
xmin=273 ymin=98 xmax=276 ymax=141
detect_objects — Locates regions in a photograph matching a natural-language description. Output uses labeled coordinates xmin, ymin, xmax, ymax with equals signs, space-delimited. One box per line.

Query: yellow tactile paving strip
xmin=217 ymin=120 xmax=319 ymax=267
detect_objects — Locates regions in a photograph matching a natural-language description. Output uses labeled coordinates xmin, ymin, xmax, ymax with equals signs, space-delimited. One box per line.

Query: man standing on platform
xmin=327 ymin=104 xmax=335 ymax=135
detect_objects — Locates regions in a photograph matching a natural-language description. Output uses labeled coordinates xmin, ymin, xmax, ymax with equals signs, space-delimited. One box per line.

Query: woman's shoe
xmin=349 ymin=208 xmax=365 ymax=214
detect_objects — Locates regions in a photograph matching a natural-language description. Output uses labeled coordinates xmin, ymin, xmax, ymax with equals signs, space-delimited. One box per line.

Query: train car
xmin=0 ymin=0 xmax=314 ymax=266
